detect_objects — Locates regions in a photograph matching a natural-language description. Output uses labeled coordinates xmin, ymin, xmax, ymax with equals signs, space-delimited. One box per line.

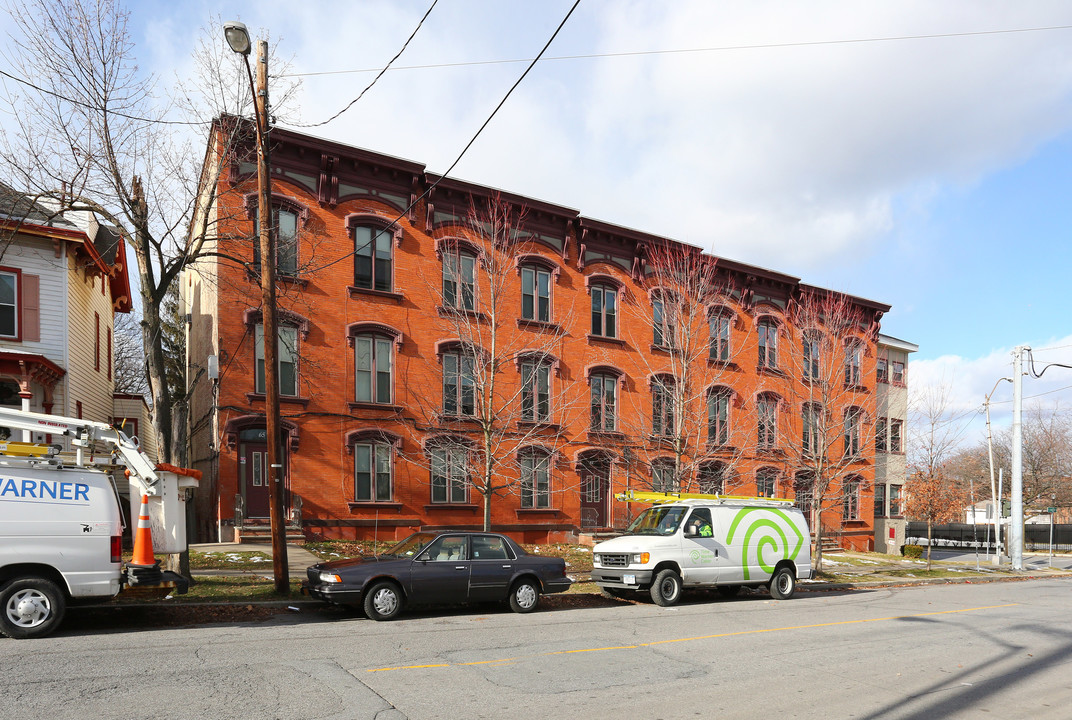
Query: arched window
xmin=442 ymin=347 xmax=476 ymax=417
xmin=756 ymin=467 xmax=779 ymax=498
xmin=844 ymin=339 xmax=863 ymax=386
xmin=756 ymin=392 xmax=778 ymax=448
xmin=843 ymin=475 xmax=862 ymax=520
xmin=709 ymin=308 xmax=733 ymax=362
xmin=441 ymin=241 xmax=477 ymax=311
xmin=802 ymin=331 xmax=822 ymax=381
xmin=698 ymin=461 xmax=728 ymax=495
xmin=347 ymin=430 xmax=399 ymax=502
xmin=427 ymin=436 xmax=471 ymax=504
xmin=651 ymin=374 xmax=676 ymax=437
xmin=519 ymin=446 xmax=553 ymax=508
xmin=590 ymin=282 xmax=618 ymax=338
xmin=520 ymin=263 xmax=553 ymax=323
xmin=843 ymin=406 xmax=863 ymax=458
xmin=250 ymin=199 xmax=306 ymax=277
xmin=794 ymin=471 xmax=814 ymax=521
xmin=651 ymin=458 xmax=677 ymax=493
xmin=757 ymin=317 xmax=779 ymax=369
xmin=802 ymin=402 xmax=823 ymax=457
xmin=352 ymin=223 xmax=395 ymax=292
xmin=519 ymin=354 xmax=553 ymax=422
xmin=651 ymin=290 xmax=678 ymax=349
xmin=587 ymin=365 xmax=623 ymax=432
xmin=254 ymin=324 xmax=299 ymax=397
xmin=707 ymin=386 xmax=732 ymax=446
xmin=353 ymin=333 xmax=394 ymax=404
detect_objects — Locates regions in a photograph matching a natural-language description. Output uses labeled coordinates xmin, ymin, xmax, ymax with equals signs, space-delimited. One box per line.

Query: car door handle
xmin=455 ymin=566 xmax=466 ymax=570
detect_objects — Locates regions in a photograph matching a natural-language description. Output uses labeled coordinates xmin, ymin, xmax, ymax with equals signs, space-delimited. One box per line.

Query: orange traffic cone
xmin=130 ymin=494 xmax=156 ymax=567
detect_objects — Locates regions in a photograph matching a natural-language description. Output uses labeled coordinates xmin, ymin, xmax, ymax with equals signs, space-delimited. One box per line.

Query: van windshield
xmin=626 ymin=506 xmax=687 ymax=536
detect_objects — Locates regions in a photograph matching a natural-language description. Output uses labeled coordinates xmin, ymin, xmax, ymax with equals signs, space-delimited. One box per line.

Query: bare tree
xmin=402 ymin=196 xmax=581 ymax=530
xmin=619 ymin=243 xmax=746 ymax=496
xmin=0 ymin=0 xmax=298 ymax=462
xmin=778 ymin=290 xmax=875 ymax=571
xmin=112 ymin=309 xmax=151 ymax=397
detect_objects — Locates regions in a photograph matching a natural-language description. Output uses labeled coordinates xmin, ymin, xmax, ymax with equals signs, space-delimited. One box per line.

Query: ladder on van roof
xmin=614 ymin=489 xmax=795 ymax=507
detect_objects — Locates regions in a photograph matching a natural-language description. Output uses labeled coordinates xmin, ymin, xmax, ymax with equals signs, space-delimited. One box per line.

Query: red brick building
xmin=185 ymin=120 xmax=891 ymax=548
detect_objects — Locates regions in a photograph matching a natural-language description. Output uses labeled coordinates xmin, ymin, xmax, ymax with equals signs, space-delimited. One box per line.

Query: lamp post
xmin=225 ymin=21 xmax=288 ymax=594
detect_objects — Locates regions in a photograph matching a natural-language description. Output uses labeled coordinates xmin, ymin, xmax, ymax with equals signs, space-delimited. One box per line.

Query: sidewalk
xmin=189 ymin=542 xmax=320 ymax=578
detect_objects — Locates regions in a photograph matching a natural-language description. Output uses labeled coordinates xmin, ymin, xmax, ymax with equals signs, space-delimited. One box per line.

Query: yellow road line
xmin=365 ymin=603 xmax=1017 ymax=673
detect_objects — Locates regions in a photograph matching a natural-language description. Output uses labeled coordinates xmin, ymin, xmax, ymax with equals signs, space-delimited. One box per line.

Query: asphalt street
xmin=3 ymin=577 xmax=1071 ymax=719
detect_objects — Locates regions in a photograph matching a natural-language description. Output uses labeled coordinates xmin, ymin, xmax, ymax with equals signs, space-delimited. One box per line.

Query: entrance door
xmin=240 ymin=442 xmax=271 ymax=518
xmin=580 ymin=462 xmax=609 ymax=529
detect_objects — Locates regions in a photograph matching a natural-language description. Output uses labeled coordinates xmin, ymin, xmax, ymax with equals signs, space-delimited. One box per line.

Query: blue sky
xmin=4 ymin=0 xmax=1071 ymax=441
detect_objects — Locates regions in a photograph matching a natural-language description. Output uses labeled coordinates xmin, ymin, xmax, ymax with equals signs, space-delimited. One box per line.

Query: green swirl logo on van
xmin=725 ymin=509 xmax=805 ymax=580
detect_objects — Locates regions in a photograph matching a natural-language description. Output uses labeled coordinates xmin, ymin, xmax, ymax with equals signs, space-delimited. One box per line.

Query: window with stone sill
xmin=353 ymin=224 xmax=394 ymax=293
xmin=354 ymin=441 xmax=393 ymax=502
xmin=520 ymin=265 xmax=552 ymax=323
xmin=519 ymin=448 xmax=552 ymax=509
xmin=254 ymin=324 xmax=299 ymax=397
xmin=430 ymin=444 xmax=469 ymax=504
xmin=590 ymin=284 xmax=618 ymax=339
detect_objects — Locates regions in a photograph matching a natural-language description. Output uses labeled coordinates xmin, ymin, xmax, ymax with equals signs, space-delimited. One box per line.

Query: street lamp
xmin=226 ymin=21 xmax=288 ymax=594
xmin=223 ymin=21 xmax=251 ymax=56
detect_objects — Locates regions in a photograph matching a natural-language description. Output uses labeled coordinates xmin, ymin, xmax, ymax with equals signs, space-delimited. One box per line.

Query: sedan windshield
xmin=626 ymin=506 xmax=687 ymax=536
xmin=385 ymin=532 xmax=440 ymax=558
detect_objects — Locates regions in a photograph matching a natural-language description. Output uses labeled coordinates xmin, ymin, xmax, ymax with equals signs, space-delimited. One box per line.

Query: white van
xmin=591 ymin=495 xmax=812 ymax=605
xmin=0 ymin=409 xmax=197 ymax=639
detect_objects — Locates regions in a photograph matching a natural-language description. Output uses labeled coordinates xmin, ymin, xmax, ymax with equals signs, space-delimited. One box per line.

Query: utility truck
xmin=591 ymin=491 xmax=812 ymax=606
xmin=0 ymin=408 xmax=197 ymax=638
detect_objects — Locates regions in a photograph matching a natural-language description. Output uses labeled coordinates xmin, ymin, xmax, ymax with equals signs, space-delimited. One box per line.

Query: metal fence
xmin=906 ymin=522 xmax=1072 ymax=552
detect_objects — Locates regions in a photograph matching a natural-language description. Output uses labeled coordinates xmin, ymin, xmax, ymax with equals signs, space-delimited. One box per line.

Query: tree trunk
xmin=814 ymin=516 xmax=824 ymax=572
xmin=926 ymin=519 xmax=933 ymax=570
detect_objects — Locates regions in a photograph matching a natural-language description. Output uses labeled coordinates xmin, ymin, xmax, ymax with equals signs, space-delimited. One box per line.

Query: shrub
xmin=901 ymin=544 xmax=923 ymax=558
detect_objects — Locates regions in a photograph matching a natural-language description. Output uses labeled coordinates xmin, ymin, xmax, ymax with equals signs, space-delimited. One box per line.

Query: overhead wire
xmin=0 ymin=68 xmax=208 ymax=126
xmin=293 ymin=0 xmax=439 ymax=128
xmin=278 ymin=23 xmax=1072 ymax=79
xmin=297 ymin=0 xmax=582 ymax=276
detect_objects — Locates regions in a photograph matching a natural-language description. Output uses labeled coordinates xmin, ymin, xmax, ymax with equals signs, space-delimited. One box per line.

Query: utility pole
xmin=984 ymin=377 xmax=1010 ymax=564
xmin=255 ymin=39 xmax=289 ymax=594
xmin=1010 ymin=345 xmax=1028 ymax=571
xmin=225 ymin=22 xmax=288 ymax=593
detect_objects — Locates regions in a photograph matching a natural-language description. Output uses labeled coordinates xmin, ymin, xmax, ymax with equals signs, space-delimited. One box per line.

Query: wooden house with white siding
xmin=0 ymin=181 xmax=144 ymax=452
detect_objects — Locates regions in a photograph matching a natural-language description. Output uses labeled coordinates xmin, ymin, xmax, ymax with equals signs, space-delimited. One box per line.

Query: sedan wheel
xmin=363 ymin=581 xmax=403 ymax=621
xmin=509 ymin=579 xmax=540 ymax=613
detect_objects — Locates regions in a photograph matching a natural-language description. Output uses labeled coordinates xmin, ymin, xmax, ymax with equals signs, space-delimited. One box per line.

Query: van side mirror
xmin=685 ymin=525 xmax=698 ymax=538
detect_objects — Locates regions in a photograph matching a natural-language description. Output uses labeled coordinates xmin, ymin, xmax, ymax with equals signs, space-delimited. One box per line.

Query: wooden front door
xmin=240 ymin=442 xmax=271 ymax=518
xmin=580 ymin=463 xmax=609 ymax=529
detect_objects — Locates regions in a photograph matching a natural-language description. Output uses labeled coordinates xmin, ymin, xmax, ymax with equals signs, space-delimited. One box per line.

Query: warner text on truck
xmin=0 ymin=408 xmax=197 ymax=639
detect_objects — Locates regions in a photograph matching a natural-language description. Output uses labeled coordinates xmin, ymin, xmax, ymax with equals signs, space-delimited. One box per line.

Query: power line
xmin=294 ymin=0 xmax=438 ymax=128
xmin=278 ymin=23 xmax=1072 ymax=79
xmin=297 ymin=0 xmax=582 ymax=275
xmin=0 ymin=68 xmax=207 ymax=127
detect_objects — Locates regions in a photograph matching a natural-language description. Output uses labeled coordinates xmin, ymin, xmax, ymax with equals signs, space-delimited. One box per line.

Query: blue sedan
xmin=302 ymin=531 xmax=572 ymax=620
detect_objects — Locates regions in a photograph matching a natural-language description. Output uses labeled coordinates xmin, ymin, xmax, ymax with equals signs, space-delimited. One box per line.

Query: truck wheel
xmin=650 ymin=569 xmax=683 ymax=607
xmin=508 ymin=578 xmax=540 ymax=613
xmin=363 ymin=581 xmax=403 ymax=621
xmin=769 ymin=567 xmax=796 ymax=600
xmin=0 ymin=577 xmax=66 ymax=639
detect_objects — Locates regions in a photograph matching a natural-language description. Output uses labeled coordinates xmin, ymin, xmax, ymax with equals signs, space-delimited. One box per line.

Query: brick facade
xmin=185 ymin=120 xmax=892 ymax=548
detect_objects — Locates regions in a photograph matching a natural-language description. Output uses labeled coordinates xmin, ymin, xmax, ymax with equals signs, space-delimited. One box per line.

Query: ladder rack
xmin=615 ymin=489 xmax=795 ymax=507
